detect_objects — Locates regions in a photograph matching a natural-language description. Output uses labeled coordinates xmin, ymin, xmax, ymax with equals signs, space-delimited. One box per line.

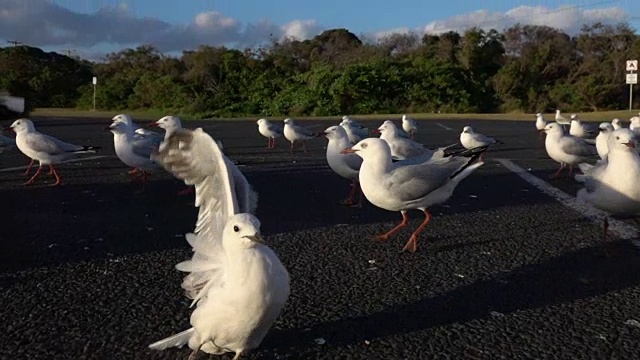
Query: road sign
xmin=92 ymin=77 xmax=97 ymax=85
xmin=627 ymin=73 xmax=638 ymax=84
xmin=627 ymin=60 xmax=638 ymax=72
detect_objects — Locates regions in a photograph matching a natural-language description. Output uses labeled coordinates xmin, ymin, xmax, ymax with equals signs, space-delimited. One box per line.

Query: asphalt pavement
xmin=1 ymin=116 xmax=640 ymax=360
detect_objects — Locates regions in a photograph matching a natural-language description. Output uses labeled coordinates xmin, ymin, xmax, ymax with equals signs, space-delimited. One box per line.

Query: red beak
xmin=2 ymin=126 xmax=12 ymax=132
xmin=625 ymin=141 xmax=636 ymax=149
xmin=146 ymin=122 xmax=159 ymax=128
xmin=340 ymin=147 xmax=357 ymax=154
xmin=104 ymin=124 xmax=113 ymax=131
xmin=370 ymin=129 xmax=381 ymax=135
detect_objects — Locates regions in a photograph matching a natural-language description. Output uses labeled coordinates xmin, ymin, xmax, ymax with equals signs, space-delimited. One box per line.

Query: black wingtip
xmin=449 ymin=146 xmax=487 ymax=179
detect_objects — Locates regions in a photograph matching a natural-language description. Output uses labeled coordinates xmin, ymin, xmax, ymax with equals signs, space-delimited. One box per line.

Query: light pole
xmin=92 ymin=77 xmax=97 ymax=111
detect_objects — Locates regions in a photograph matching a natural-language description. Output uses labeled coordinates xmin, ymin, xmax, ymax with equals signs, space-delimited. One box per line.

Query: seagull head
xmin=341 ymin=116 xmax=350 ymax=122
xmin=598 ymin=122 xmax=614 ymax=133
xmin=111 ymin=114 xmax=133 ymax=127
xmin=283 ymin=118 xmax=293 ymax=125
xmin=223 ymin=213 xmax=265 ymax=250
xmin=608 ymin=129 xmax=637 ymax=152
xmin=6 ymin=118 xmax=34 ymax=133
xmin=256 ymin=118 xmax=267 ymax=126
xmin=324 ymin=125 xmax=348 ymax=141
xmin=106 ymin=121 xmax=127 ymax=134
xmin=341 ymin=138 xmax=390 ymax=160
xmin=541 ymin=122 xmax=563 ymax=135
xmin=462 ymin=126 xmax=474 ymax=134
xmin=535 ymin=113 xmax=543 ymax=118
xmin=151 ymin=116 xmax=182 ymax=132
xmin=570 ymin=114 xmax=579 ymax=121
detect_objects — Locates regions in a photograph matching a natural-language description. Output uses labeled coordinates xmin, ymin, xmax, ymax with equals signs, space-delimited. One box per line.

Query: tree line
xmin=1 ymin=22 xmax=639 ymax=118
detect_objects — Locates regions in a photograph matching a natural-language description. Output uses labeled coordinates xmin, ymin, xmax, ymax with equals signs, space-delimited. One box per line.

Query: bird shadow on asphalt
xmin=262 ymin=241 xmax=640 ymax=353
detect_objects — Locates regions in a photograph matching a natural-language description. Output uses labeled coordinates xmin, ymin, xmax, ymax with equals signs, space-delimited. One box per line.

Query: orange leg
xmin=23 ymin=164 xmax=43 ymax=185
xmin=550 ymin=163 xmax=565 ymax=178
xmin=128 ymin=168 xmax=140 ymax=175
xmin=49 ymin=165 xmax=61 ymax=186
xmin=23 ymin=159 xmax=35 ymax=175
xmin=402 ymin=209 xmax=432 ymax=253
xmin=373 ymin=211 xmax=409 ymax=242
xmin=341 ymin=180 xmax=357 ymax=206
xmin=410 ymin=132 xmax=415 ymax=140
xmin=289 ymin=141 xmax=295 ymax=153
xmin=266 ymin=138 xmax=272 ymax=149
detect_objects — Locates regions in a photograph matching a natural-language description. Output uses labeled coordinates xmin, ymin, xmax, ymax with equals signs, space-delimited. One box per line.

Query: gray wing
xmin=26 ymin=133 xmax=80 ymax=155
xmin=268 ymin=123 xmax=283 ymax=134
xmin=293 ymin=124 xmax=316 ymax=137
xmin=560 ymin=136 xmax=597 ymax=156
xmin=472 ymin=133 xmax=496 ymax=145
xmin=131 ymin=136 xmax=159 ymax=159
xmin=386 ymin=156 xmax=471 ymax=201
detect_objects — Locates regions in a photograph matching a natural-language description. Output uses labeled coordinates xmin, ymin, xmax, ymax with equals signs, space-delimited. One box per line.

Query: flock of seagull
xmin=2 ymin=110 xmax=640 ymax=359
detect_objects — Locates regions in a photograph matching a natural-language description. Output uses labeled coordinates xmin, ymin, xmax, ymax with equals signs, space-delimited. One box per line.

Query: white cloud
xmin=0 ymin=1 xmax=632 ymax=59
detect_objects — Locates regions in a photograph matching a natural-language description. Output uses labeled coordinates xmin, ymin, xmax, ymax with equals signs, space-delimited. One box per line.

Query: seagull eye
xmin=361 ymin=143 xmax=368 ymax=149
xmin=616 ymin=136 xmax=620 ymax=140
xmin=233 ymin=225 xmax=239 ymax=232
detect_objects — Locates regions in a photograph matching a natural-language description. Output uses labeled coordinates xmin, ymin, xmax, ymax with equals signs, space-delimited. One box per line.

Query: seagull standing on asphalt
xmin=611 ymin=118 xmax=622 ymax=130
xmin=569 ymin=114 xmax=597 ymax=139
xmin=535 ymin=113 xmax=547 ymax=140
xmin=339 ymin=119 xmax=368 ymax=145
xmin=256 ymin=118 xmax=283 ymax=149
xmin=459 ymin=126 xmax=502 ymax=160
xmin=629 ymin=115 xmax=640 ymax=133
xmin=5 ymin=118 xmax=100 ymax=186
xmin=595 ymin=122 xmax=614 ymax=160
xmin=324 ymin=125 xmax=363 ymax=207
xmin=374 ymin=120 xmax=426 ymax=160
xmin=149 ymin=128 xmax=287 ymax=360
xmin=555 ymin=109 xmax=571 ymax=125
xmin=540 ymin=122 xmax=597 ymax=178
xmin=401 ymin=114 xmax=418 ymax=140
xmin=283 ymin=118 xmax=320 ymax=153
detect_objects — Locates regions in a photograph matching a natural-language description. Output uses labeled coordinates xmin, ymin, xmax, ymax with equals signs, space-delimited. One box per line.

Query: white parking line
xmin=435 ymin=122 xmax=454 ymax=131
xmin=0 ymin=155 xmax=111 ymax=172
xmin=496 ymin=158 xmax=639 ymax=240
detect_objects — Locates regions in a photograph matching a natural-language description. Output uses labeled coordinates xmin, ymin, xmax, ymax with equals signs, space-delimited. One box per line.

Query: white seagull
xmin=401 ymin=114 xmax=418 ymax=139
xmin=256 ymin=118 xmax=283 ymax=149
xmin=324 ymin=125 xmax=363 ymax=207
xmin=341 ymin=138 xmax=487 ymax=252
xmin=4 ymin=118 xmax=100 ymax=186
xmin=148 ymin=128 xmax=287 ymax=360
xmin=341 ymin=116 xmax=365 ymax=129
xmin=459 ymin=126 xmax=502 ymax=160
xmin=540 ymin=122 xmax=597 ymax=178
xmin=555 ymin=109 xmax=571 ymax=125
xmin=283 ymin=118 xmax=320 ymax=153
xmin=629 ymin=115 xmax=640 ymax=133
xmin=595 ymin=122 xmax=614 ymax=160
xmin=535 ymin=113 xmax=547 ymax=140
xmin=569 ymin=114 xmax=597 ymax=139
xmin=574 ymin=128 xmax=640 ymax=245
xmin=339 ymin=119 xmax=368 ymax=145
xmin=374 ymin=120 xmax=426 ymax=160
xmin=107 ymin=115 xmax=163 ymax=185
xmin=611 ymin=118 xmax=622 ymax=130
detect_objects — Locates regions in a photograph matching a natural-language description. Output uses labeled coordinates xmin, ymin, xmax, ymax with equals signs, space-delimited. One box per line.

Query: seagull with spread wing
xmin=148 ymin=128 xmax=287 ymax=360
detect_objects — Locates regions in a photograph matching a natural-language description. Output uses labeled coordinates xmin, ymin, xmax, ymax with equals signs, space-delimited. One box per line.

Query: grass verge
xmin=32 ymin=108 xmax=639 ymax=122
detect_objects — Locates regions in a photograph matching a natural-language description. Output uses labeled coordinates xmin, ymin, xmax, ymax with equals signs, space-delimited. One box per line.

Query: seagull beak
xmin=244 ymin=233 xmax=265 ymax=244
xmin=624 ymin=141 xmax=636 ymax=149
xmin=340 ymin=147 xmax=357 ymax=154
xmin=2 ymin=126 xmax=12 ymax=132
xmin=104 ymin=123 xmax=114 ymax=131
xmin=370 ymin=129 xmax=381 ymax=135
xmin=146 ymin=122 xmax=159 ymax=128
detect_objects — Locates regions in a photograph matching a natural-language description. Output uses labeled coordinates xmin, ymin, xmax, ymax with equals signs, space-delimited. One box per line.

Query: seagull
xmin=0 ymin=133 xmax=16 ymax=153
xmin=106 ymin=116 xmax=162 ymax=186
xmin=555 ymin=109 xmax=571 ymax=125
xmin=341 ymin=116 xmax=366 ymax=130
xmin=339 ymin=119 xmax=368 ymax=145
xmin=149 ymin=128 xmax=287 ymax=360
xmin=401 ymin=114 xmax=418 ymax=139
xmin=148 ymin=116 xmax=195 ymax=195
xmin=341 ymin=138 xmax=487 ymax=252
xmin=629 ymin=115 xmax=640 ymax=133
xmin=256 ymin=118 xmax=283 ymax=149
xmin=4 ymin=118 xmax=100 ymax=186
xmin=611 ymin=118 xmax=622 ymax=130
xmin=535 ymin=113 xmax=547 ymax=140
xmin=373 ymin=120 xmax=426 ymax=160
xmin=540 ymin=122 xmax=597 ymax=178
xmin=569 ymin=114 xmax=597 ymax=139
xmin=324 ymin=125 xmax=363 ymax=207
xmin=283 ymin=118 xmax=320 ymax=153
xmin=459 ymin=126 xmax=502 ymax=160
xmin=574 ymin=128 xmax=640 ymax=249
xmin=595 ymin=122 xmax=614 ymax=160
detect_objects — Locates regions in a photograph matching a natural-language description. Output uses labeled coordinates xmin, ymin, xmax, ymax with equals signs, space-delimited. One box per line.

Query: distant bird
xmin=324 ymin=125 xmax=363 ymax=207
xmin=569 ymin=114 xmax=597 ymax=139
xmin=540 ymin=122 xmax=597 ymax=178
xmin=374 ymin=120 xmax=426 ymax=160
xmin=149 ymin=128 xmax=285 ymax=360
xmin=283 ymin=118 xmax=320 ymax=153
xmin=611 ymin=118 xmax=622 ymax=130
xmin=339 ymin=119 xmax=368 ymax=144
xmin=555 ymin=109 xmax=571 ymax=125
xmin=107 ymin=114 xmax=162 ymax=187
xmin=595 ymin=122 xmax=614 ymax=160
xmin=629 ymin=115 xmax=640 ymax=133
xmin=0 ymin=133 xmax=16 ymax=153
xmin=340 ymin=138 xmax=486 ymax=252
xmin=459 ymin=126 xmax=502 ymax=160
xmin=574 ymin=128 xmax=640 ymax=249
xmin=256 ymin=118 xmax=283 ymax=149
xmin=341 ymin=116 xmax=367 ymax=130
xmin=401 ymin=114 xmax=418 ymax=139
xmin=535 ymin=113 xmax=547 ymax=140
xmin=5 ymin=118 xmax=99 ymax=186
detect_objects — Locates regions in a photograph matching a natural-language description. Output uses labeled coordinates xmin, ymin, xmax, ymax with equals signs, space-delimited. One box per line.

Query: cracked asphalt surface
xmin=1 ymin=117 xmax=640 ymax=360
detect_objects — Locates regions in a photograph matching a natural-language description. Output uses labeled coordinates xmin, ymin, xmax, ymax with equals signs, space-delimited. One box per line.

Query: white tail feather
xmin=148 ymin=328 xmax=194 ymax=350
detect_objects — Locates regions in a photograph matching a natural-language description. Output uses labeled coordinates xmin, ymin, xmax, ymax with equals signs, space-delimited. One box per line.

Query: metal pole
xmin=93 ymin=84 xmax=96 ymax=111
xmin=631 ymin=83 xmax=634 ymax=111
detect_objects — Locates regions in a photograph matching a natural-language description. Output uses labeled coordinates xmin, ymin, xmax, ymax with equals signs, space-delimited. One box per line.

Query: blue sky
xmin=0 ymin=0 xmax=637 ymax=60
